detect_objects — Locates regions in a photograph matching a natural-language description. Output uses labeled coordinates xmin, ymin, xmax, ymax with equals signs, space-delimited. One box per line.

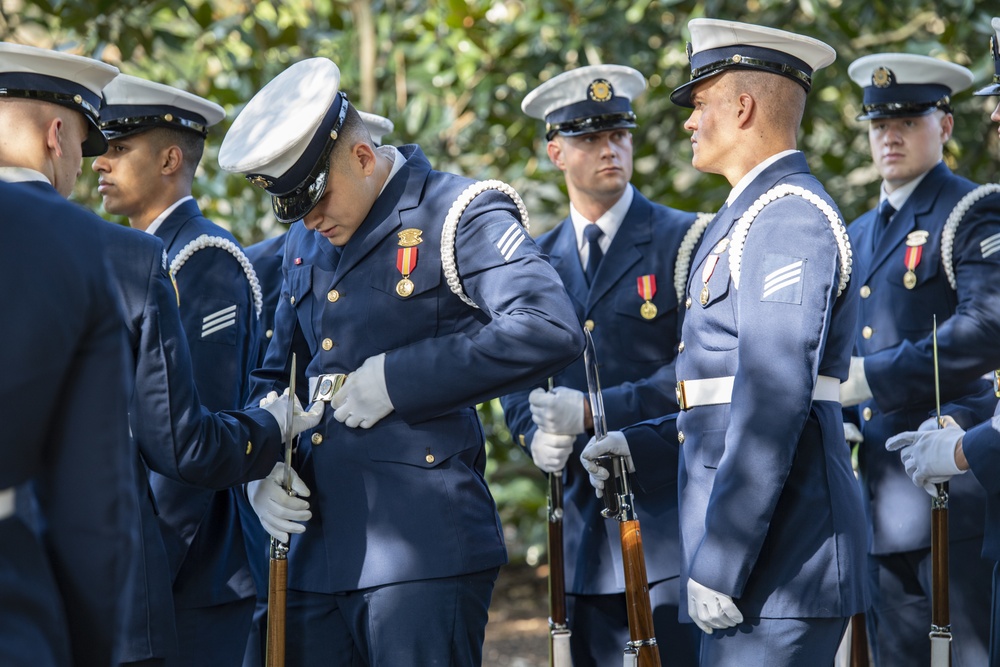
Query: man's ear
xmin=736 ymin=93 xmax=756 ymax=129
xmin=354 ymin=142 xmax=378 ymax=176
xmin=45 ymin=117 xmax=65 ymax=158
xmin=162 ymin=145 xmax=184 ymax=175
xmin=546 ymin=139 xmax=565 ymax=171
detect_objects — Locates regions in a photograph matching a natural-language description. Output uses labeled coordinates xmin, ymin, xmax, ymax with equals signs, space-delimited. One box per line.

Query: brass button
xmin=425 ymin=454 xmax=435 ymax=464
xmin=245 ymin=441 xmax=252 ymax=455
xmin=265 ymin=329 xmax=273 ymax=339
xmin=685 ymin=297 xmax=692 ymax=309
xmin=311 ymin=433 xmax=323 ymax=445
xmin=327 ymin=289 xmax=340 ymax=302
xmin=677 ymin=430 xmax=685 ymax=444
xmin=860 ymin=285 xmax=871 ymax=298
xmin=584 ymin=319 xmax=595 ymax=331
xmin=862 ymin=326 xmax=873 ymax=340
xmin=322 ymin=338 xmax=334 ymax=351
xmin=290 ymin=295 xmax=296 ymax=305
xmin=863 ymin=407 xmax=873 ymax=421
xmin=678 ymin=341 xmax=685 ymax=353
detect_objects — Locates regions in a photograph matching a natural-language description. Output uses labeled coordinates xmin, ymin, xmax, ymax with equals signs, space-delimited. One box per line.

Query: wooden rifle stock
xmin=266 ymin=538 xmax=288 ymax=667
xmin=849 ymin=613 xmax=870 ymax=667
xmin=596 ymin=455 xmax=661 ymax=667
xmin=930 ymin=482 xmax=951 ymax=667
xmin=547 ymin=472 xmax=572 ymax=667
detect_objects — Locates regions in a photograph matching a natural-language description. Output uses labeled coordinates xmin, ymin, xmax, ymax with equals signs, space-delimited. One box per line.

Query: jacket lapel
xmin=546 ymin=219 xmax=588 ymax=316
xmin=586 ymin=188 xmax=649 ymax=310
xmin=155 ymin=198 xmax=202 ymax=252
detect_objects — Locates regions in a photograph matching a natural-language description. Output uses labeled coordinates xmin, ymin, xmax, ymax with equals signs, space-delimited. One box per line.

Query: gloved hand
xmin=840 ymin=356 xmax=872 ymax=407
xmin=844 ymin=422 xmax=864 ymax=445
xmin=530 ymin=430 xmax=576 ymax=473
xmin=247 ymin=462 xmax=312 ymax=543
xmin=580 ymin=431 xmax=634 ymax=497
xmin=917 ymin=414 xmax=958 ymax=431
xmin=332 ymin=353 xmax=393 ymax=429
xmin=529 ymin=386 xmax=585 ymax=436
xmin=886 ymin=423 xmax=967 ymax=496
xmin=260 ymin=388 xmax=324 ymax=441
xmin=687 ymin=577 xmax=743 ymax=634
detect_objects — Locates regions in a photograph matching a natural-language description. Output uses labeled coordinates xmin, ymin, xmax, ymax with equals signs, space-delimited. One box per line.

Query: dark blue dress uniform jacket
xmin=627 ymin=153 xmax=868 ymax=620
xmin=148 ymin=198 xmax=261 ymax=609
xmin=99 ymin=219 xmax=281 ymax=661
xmin=500 ymin=187 xmax=696 ymax=595
xmin=246 ymin=231 xmax=287 ymax=368
xmin=248 ymin=145 xmax=584 ymax=594
xmin=0 ymin=180 xmax=134 ymax=667
xmin=963 ymin=405 xmax=1000 ymax=562
xmin=848 ymin=162 xmax=1000 ymax=555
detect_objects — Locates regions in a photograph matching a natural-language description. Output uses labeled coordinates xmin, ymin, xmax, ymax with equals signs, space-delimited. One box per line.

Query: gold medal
xmin=640 ymin=301 xmax=657 ymax=320
xmin=396 ymin=278 xmax=414 ymax=297
xmin=700 ymin=285 xmax=710 ymax=306
xmin=903 ymin=270 xmax=917 ymax=290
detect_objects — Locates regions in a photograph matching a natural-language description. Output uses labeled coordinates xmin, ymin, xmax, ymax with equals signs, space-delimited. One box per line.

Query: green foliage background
xmin=4 ymin=0 xmax=998 ymax=562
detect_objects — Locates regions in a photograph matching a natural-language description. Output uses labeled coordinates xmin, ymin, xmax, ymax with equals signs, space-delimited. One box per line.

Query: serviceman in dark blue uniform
xmin=239 ymin=110 xmax=395 ymax=667
xmin=500 ymin=64 xmax=703 ymax=667
xmin=581 ymin=19 xmax=868 ymax=665
xmin=94 ymin=75 xmax=264 ymax=666
xmin=840 ymin=53 xmax=1000 ymax=667
xmin=218 ymin=57 xmax=584 ymax=666
xmin=0 ymin=43 xmax=133 ymax=667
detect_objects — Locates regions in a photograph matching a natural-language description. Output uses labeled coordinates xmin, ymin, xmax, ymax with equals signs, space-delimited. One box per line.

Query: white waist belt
xmin=0 ymin=487 xmax=14 ymax=522
xmin=677 ymin=375 xmax=840 ymax=410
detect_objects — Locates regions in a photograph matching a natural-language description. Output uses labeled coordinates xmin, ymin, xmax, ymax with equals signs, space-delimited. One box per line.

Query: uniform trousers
xmin=166 ymin=597 xmax=255 ymax=667
xmin=566 ymin=575 xmax=700 ymax=667
xmin=285 ymin=567 xmax=498 ymax=667
xmin=699 ymin=616 xmax=847 ymax=666
xmin=867 ymin=536 xmax=992 ymax=667
xmin=989 ymin=560 xmax=1000 ymax=667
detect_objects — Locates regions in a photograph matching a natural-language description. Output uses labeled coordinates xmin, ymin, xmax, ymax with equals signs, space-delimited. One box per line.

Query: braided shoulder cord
xmin=169 ymin=234 xmax=264 ymax=319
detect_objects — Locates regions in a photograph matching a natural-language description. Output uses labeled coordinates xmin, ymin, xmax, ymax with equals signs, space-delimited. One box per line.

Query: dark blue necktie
xmin=584 ymin=224 xmax=604 ymax=285
xmin=872 ymin=199 xmax=896 ymax=250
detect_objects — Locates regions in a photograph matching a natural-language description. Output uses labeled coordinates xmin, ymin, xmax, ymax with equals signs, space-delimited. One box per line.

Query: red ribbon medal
xmin=637 ymin=275 xmax=657 ymax=319
xmin=396 ymin=246 xmax=418 ymax=297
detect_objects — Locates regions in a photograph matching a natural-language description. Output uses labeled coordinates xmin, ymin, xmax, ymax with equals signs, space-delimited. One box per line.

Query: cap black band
xmin=100 ymin=103 xmax=210 ymax=139
xmin=545 ymin=111 xmax=637 ymax=140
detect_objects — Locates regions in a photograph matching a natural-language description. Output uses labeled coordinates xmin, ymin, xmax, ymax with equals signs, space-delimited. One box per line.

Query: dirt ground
xmin=482 ymin=563 xmax=550 ymax=666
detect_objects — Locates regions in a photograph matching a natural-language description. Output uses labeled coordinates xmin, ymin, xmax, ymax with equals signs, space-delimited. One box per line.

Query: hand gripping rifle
xmin=584 ymin=329 xmax=661 ymax=667
xmin=930 ymin=316 xmax=952 ymax=667
xmin=546 ymin=375 xmax=573 ymax=667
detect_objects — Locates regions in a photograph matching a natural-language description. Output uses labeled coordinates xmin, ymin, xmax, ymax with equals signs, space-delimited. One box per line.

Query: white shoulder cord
xmin=728 ymin=184 xmax=853 ymax=298
xmin=169 ymin=234 xmax=264 ymax=319
xmin=674 ymin=212 xmax=714 ymax=303
xmin=941 ymin=183 xmax=1000 ymax=291
xmin=441 ymin=179 xmax=530 ymax=309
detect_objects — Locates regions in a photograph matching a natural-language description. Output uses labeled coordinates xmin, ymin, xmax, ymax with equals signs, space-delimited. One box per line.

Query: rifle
xmin=583 ymin=329 xmax=660 ymax=667
xmin=930 ymin=316 xmax=952 ymax=667
xmin=850 ymin=612 xmax=870 ymax=667
xmin=545 ymin=373 xmax=573 ymax=667
xmin=265 ymin=354 xmax=296 ymax=667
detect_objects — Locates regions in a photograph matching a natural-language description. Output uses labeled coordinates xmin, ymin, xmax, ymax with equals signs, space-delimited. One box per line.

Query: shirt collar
xmin=377 ymin=145 xmax=406 ymax=198
xmin=880 ymin=163 xmax=936 ymax=212
xmin=145 ymin=196 xmax=194 ymax=236
xmin=0 ymin=167 xmax=51 ymax=185
xmin=726 ymin=149 xmax=800 ymax=207
xmin=570 ymin=184 xmax=634 ymax=252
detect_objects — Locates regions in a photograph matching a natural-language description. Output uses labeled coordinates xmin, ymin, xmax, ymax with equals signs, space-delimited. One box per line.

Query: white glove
xmin=580 ymin=431 xmax=634 ymax=497
xmin=530 ymin=430 xmax=576 ymax=473
xmin=840 ymin=356 xmax=873 ymax=407
xmin=332 ymin=353 xmax=393 ymax=429
xmin=529 ymin=386 xmax=585 ymax=436
xmin=259 ymin=389 xmax=325 ymax=441
xmin=885 ymin=424 xmax=966 ymax=496
xmin=247 ymin=462 xmax=312 ymax=543
xmin=687 ymin=577 xmax=743 ymax=634
xmin=844 ymin=422 xmax=864 ymax=444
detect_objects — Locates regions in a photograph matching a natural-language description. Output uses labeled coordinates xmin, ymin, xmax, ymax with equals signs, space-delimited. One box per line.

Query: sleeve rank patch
xmin=761 ymin=255 xmax=805 ymax=304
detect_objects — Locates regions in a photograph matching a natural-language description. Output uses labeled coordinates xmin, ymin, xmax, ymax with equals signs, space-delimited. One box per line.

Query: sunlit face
xmin=548 ymin=128 xmax=633 ymax=201
xmin=683 ymin=75 xmax=736 ymax=176
xmin=92 ymin=132 xmax=166 ymax=224
xmin=52 ymin=113 xmax=88 ymax=198
xmin=868 ymin=112 xmax=951 ymax=192
xmin=300 ymin=155 xmax=374 ymax=246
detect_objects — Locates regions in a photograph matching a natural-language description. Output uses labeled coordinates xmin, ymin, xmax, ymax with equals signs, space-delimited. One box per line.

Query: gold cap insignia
xmin=872 ymin=67 xmax=893 ymax=88
xmin=247 ymin=175 xmax=273 ymax=189
xmin=397 ymin=228 xmax=423 ymax=247
xmin=588 ymin=79 xmax=614 ymax=103
xmin=905 ymin=230 xmax=930 ymax=247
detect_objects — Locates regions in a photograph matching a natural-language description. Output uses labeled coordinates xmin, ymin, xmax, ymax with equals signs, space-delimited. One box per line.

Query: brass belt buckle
xmin=676 ymin=380 xmax=688 ymax=411
xmin=311 ymin=373 xmax=347 ymax=403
